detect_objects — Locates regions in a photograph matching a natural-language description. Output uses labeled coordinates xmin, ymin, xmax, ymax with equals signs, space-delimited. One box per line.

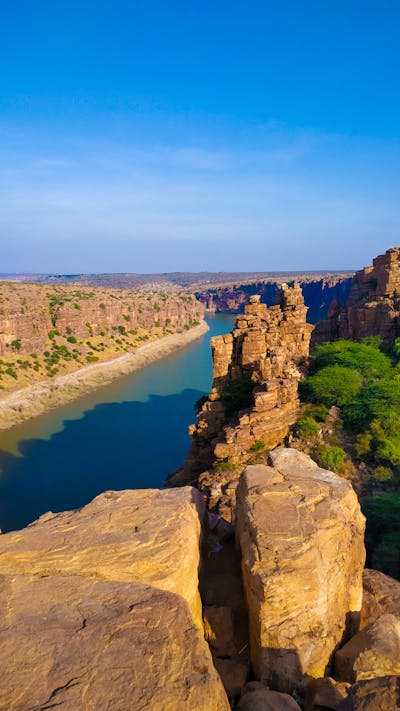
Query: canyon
xmin=0 ymin=281 xmax=205 ymax=429
xmin=1 ymin=250 xmax=400 ymax=709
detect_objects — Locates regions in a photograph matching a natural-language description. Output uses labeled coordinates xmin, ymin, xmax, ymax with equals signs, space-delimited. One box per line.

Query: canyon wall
xmin=195 ymin=276 xmax=352 ymax=324
xmin=0 ymin=282 xmax=204 ymax=356
xmin=0 ymin=282 xmax=205 ymax=392
xmin=313 ymin=247 xmax=400 ymax=344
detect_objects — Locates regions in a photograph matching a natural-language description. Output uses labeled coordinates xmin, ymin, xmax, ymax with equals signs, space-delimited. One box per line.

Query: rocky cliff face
xmin=177 ymin=286 xmax=313 ymax=519
xmin=195 ymin=276 xmax=352 ymax=324
xmin=313 ymin=247 xmax=400 ymax=344
xmin=0 ymin=282 xmax=204 ymax=390
xmin=0 ymin=282 xmax=204 ymax=356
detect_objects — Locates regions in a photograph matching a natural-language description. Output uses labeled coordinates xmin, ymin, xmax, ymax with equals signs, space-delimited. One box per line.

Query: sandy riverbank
xmin=0 ymin=321 xmax=209 ymax=432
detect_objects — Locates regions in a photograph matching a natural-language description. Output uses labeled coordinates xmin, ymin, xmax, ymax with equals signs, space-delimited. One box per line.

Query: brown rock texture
xmin=0 ymin=281 xmax=205 ymax=393
xmin=313 ymin=247 xmax=400 ymax=344
xmin=235 ymin=448 xmax=366 ymax=693
xmin=335 ymin=614 xmax=400 ymax=683
xmin=337 ymin=676 xmax=400 ymax=710
xmin=361 ymin=568 xmax=400 ymax=629
xmin=179 ymin=286 xmax=312 ymax=502
xmin=0 ymin=487 xmax=204 ymax=628
xmin=0 ymin=486 xmax=230 ymax=710
xmin=0 ymin=575 xmax=229 ymax=711
xmin=0 ymin=282 xmax=204 ymax=356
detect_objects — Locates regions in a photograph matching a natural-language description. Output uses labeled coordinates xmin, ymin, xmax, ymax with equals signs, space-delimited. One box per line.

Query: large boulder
xmin=0 ymin=487 xmax=230 ymax=710
xmin=335 ymin=614 xmax=400 ymax=683
xmin=0 ymin=574 xmax=229 ymax=711
xmin=337 ymin=676 xmax=400 ymax=710
xmin=0 ymin=487 xmax=204 ymax=627
xmin=361 ymin=568 xmax=400 ymax=629
xmin=236 ymin=448 xmax=365 ymax=693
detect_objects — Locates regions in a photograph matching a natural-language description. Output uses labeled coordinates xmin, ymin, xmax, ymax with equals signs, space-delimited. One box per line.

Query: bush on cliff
xmin=301 ymin=339 xmax=400 ymax=470
xmin=314 ymin=444 xmax=346 ymax=473
xmin=299 ymin=365 xmax=362 ymax=407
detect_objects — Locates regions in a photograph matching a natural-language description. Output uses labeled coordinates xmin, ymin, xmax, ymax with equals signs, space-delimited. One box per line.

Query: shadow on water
xmin=0 ymin=388 xmax=203 ymax=533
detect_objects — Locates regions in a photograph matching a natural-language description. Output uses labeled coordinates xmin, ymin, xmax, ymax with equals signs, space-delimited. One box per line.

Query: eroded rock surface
xmin=337 ymin=676 xmax=400 ymax=710
xmin=0 ymin=487 xmax=204 ymax=626
xmin=0 ymin=487 xmax=230 ymax=710
xmin=361 ymin=568 xmax=400 ymax=629
xmin=236 ymin=448 xmax=365 ymax=693
xmin=0 ymin=575 xmax=229 ymax=711
xmin=335 ymin=614 xmax=400 ymax=683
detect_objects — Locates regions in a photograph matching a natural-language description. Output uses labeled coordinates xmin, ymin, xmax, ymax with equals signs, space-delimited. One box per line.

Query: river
xmin=0 ymin=314 xmax=235 ymax=533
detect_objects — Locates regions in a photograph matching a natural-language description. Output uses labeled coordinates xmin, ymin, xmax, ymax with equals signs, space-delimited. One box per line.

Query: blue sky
xmin=1 ymin=1 xmax=400 ymax=273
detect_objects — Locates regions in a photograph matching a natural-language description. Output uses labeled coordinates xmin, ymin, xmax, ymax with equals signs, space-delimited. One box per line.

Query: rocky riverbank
xmin=0 ymin=321 xmax=208 ymax=431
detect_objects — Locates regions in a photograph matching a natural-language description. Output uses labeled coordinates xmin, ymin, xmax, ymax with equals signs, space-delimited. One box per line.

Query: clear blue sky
xmin=1 ymin=1 xmax=399 ymax=272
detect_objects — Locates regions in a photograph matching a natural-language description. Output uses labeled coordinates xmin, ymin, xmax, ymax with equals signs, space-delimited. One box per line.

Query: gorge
xmin=1 ymin=249 xmax=400 ymax=710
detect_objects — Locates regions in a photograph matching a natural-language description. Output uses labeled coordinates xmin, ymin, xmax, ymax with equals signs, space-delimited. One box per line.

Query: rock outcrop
xmin=313 ymin=247 xmax=400 ymax=344
xmin=177 ymin=287 xmax=313 ymax=516
xmin=0 ymin=487 xmax=230 ymax=710
xmin=337 ymin=675 xmax=400 ymax=710
xmin=360 ymin=568 xmax=400 ymax=629
xmin=0 ymin=575 xmax=228 ymax=711
xmin=335 ymin=614 xmax=400 ymax=683
xmin=235 ymin=448 xmax=366 ymax=693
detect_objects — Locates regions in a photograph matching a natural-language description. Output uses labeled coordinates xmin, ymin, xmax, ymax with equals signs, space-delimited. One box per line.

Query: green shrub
xmin=295 ymin=416 xmax=320 ymax=438
xmin=372 ymin=466 xmax=394 ymax=483
xmin=314 ymin=445 xmax=346 ymax=473
xmin=67 ymin=336 xmax=77 ymax=344
xmin=248 ymin=440 xmax=265 ymax=452
xmin=312 ymin=340 xmax=391 ymax=381
xmin=10 ymin=339 xmax=21 ymax=351
xmin=215 ymin=460 xmax=236 ymax=472
xmin=300 ymin=366 xmax=362 ymax=407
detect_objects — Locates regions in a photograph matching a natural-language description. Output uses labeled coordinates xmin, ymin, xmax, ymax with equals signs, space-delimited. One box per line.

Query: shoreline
xmin=0 ymin=321 xmax=209 ymax=433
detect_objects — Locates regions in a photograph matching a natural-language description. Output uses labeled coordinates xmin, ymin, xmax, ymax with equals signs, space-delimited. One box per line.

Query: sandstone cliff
xmin=313 ymin=247 xmax=400 ymax=344
xmin=174 ymin=286 xmax=313 ymax=520
xmin=0 ymin=281 xmax=204 ymax=391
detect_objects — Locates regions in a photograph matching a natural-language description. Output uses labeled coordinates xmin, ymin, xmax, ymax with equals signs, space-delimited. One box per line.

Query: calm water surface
xmin=0 ymin=314 xmax=235 ymax=532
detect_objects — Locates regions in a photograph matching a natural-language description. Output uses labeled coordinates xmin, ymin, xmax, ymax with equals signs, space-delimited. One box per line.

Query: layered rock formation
xmin=0 ymin=487 xmax=229 ymax=710
xmin=313 ymin=247 xmax=400 ymax=344
xmin=176 ymin=286 xmax=313 ymax=519
xmin=235 ymin=448 xmax=366 ymax=693
xmin=0 ymin=282 xmax=204 ymax=357
xmin=195 ymin=276 xmax=352 ymax=324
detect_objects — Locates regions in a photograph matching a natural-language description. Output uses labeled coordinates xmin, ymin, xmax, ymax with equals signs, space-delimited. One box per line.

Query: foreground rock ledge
xmin=0 ymin=487 xmax=230 ymax=710
xmin=0 ymin=575 xmax=229 ymax=711
xmin=236 ymin=448 xmax=366 ymax=693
